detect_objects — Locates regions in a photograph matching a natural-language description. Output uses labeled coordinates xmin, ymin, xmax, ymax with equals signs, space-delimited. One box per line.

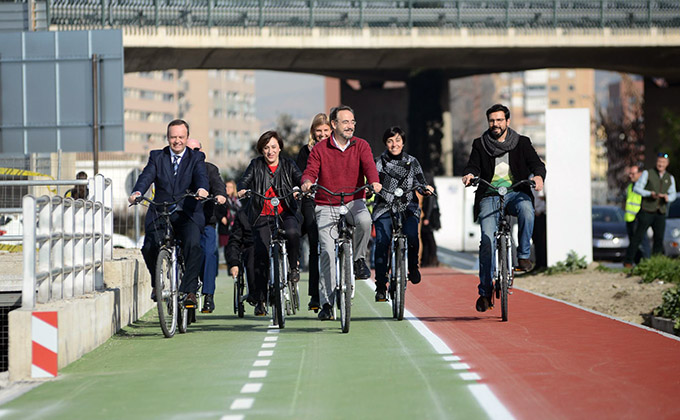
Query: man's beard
xmin=490 ymin=127 xmax=506 ymax=140
xmin=338 ymin=129 xmax=353 ymax=141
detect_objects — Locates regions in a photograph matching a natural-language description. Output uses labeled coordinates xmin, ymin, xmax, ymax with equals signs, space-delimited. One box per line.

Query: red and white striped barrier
xmin=31 ymin=312 xmax=58 ymax=378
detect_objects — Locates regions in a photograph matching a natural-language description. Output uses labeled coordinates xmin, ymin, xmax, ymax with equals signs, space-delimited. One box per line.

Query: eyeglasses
xmin=658 ymin=153 xmax=669 ymax=158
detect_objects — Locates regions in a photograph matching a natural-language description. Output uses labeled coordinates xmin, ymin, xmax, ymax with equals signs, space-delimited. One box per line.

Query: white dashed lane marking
xmin=258 ymin=350 xmax=274 ymax=357
xmin=450 ymin=363 xmax=471 ymax=370
xmin=253 ymin=360 xmax=271 ymax=367
xmin=241 ymin=383 xmax=263 ymax=394
xmin=460 ymin=372 xmax=482 ymax=381
xmin=261 ymin=342 xmax=277 ymax=348
xmin=249 ymin=370 xmax=267 ymax=378
xmin=360 ymin=280 xmax=515 ymax=420
xmin=230 ymin=398 xmax=255 ymax=410
xmin=220 ymin=415 xmax=244 ymax=420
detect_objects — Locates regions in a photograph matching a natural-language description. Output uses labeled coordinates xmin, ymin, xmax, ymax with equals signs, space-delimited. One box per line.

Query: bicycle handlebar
xmin=469 ymin=177 xmax=536 ymax=193
xmin=309 ymin=183 xmax=373 ymax=197
xmin=377 ymin=184 xmax=437 ymax=200
xmin=242 ymin=187 xmax=300 ymax=202
xmin=129 ymin=191 xmax=213 ymax=208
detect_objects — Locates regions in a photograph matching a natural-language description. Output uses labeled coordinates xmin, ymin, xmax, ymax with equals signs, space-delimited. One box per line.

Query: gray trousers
xmin=315 ymin=200 xmax=372 ymax=307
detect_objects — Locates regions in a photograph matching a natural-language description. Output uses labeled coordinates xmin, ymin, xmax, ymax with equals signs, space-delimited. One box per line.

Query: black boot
xmin=201 ymin=294 xmax=215 ymax=313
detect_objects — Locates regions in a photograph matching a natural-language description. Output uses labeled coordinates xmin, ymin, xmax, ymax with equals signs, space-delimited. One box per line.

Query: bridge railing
xmin=43 ymin=0 xmax=680 ymax=31
xmin=0 ymin=174 xmax=114 ymax=309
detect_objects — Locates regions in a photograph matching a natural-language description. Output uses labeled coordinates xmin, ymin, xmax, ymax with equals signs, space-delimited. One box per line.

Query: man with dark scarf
xmin=462 ymin=104 xmax=546 ymax=313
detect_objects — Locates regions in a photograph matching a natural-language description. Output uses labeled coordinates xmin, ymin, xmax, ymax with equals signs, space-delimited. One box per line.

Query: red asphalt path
xmin=406 ymin=267 xmax=680 ymax=420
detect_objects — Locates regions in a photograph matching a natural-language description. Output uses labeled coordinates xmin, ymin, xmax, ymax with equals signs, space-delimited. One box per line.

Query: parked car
xmin=592 ymin=205 xmax=629 ymax=261
xmin=112 ymin=233 xmax=138 ymax=249
xmin=664 ymin=199 xmax=680 ymax=257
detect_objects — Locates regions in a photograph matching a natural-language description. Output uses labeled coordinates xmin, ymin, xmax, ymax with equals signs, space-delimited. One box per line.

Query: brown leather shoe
xmin=623 ymin=262 xmax=633 ymax=269
xmin=517 ymin=258 xmax=533 ymax=272
xmin=184 ymin=292 xmax=198 ymax=309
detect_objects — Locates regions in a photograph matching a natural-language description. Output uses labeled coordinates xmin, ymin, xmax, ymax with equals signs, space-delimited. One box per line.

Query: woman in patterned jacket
xmin=372 ymin=126 xmax=434 ymax=302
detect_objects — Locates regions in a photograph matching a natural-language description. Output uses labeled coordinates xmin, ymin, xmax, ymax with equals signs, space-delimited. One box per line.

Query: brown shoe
xmin=184 ymin=293 xmax=198 ymax=309
xmin=623 ymin=262 xmax=633 ymax=269
xmin=517 ymin=258 xmax=533 ymax=272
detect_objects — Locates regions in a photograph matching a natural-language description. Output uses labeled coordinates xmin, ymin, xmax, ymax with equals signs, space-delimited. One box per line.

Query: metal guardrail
xmin=0 ymin=174 xmax=113 ymax=309
xmin=42 ymin=0 xmax=680 ymax=31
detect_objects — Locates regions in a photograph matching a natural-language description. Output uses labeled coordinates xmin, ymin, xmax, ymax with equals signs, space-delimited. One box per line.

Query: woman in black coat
xmin=238 ymin=130 xmax=302 ymax=316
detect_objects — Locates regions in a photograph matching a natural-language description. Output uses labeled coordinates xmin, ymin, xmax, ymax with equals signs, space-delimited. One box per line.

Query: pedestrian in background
xmin=296 ymin=113 xmax=331 ymax=311
xmin=624 ymin=153 xmax=677 ymax=267
xmin=217 ymin=180 xmax=241 ymax=265
xmin=623 ymin=163 xmax=650 ymax=264
xmin=420 ymin=171 xmax=441 ymax=268
xmin=65 ymin=171 xmax=89 ymax=199
xmin=187 ymin=139 xmax=227 ymax=314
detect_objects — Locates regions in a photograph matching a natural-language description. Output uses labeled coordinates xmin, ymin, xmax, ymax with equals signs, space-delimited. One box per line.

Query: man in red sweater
xmin=302 ymin=105 xmax=382 ymax=321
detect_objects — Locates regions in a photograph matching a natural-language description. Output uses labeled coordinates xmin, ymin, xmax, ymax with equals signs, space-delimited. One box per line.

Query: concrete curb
xmin=8 ymin=252 xmax=153 ymax=382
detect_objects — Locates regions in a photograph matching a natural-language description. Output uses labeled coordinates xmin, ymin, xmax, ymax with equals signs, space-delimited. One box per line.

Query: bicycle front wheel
xmin=338 ymin=241 xmax=353 ymax=333
xmin=499 ymin=235 xmax=509 ymax=322
xmin=235 ymin=272 xmax=245 ymax=318
xmin=155 ymin=248 xmax=177 ymax=338
xmin=272 ymin=244 xmax=285 ymax=329
xmin=392 ymin=237 xmax=407 ymax=321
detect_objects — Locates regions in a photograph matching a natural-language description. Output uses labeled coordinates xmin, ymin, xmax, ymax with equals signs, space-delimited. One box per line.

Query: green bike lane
xmin=0 ymin=271 xmax=491 ymax=420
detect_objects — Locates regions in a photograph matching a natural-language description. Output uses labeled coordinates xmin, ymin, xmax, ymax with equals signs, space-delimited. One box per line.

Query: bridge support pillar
xmin=407 ymin=70 xmax=449 ymax=176
xmin=338 ymin=70 xmax=450 ymax=176
xmin=643 ymin=77 xmax=680 ymax=176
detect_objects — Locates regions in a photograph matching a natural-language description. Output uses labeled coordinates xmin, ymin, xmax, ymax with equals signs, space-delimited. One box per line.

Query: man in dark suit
xmin=187 ymin=138 xmax=227 ymax=313
xmin=128 ymin=119 xmax=209 ymax=308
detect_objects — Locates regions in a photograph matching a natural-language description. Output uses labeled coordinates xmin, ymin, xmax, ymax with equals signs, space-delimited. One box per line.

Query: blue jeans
xmin=374 ymin=211 xmax=420 ymax=289
xmin=478 ymin=191 xmax=534 ymax=297
xmin=200 ymin=225 xmax=218 ymax=295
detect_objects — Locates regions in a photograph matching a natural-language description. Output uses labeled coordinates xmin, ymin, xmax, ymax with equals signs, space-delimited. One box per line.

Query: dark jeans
xmin=300 ymin=197 xmax=319 ymax=300
xmin=142 ymin=212 xmax=203 ymax=294
xmin=625 ymin=210 xmax=665 ymax=264
xmin=252 ymin=212 xmax=301 ymax=302
xmin=373 ymin=211 xmax=420 ymax=289
xmin=420 ymin=225 xmax=438 ymax=267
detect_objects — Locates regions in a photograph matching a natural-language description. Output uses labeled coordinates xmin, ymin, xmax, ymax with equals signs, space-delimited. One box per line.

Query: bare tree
xmin=274 ymin=113 xmax=307 ymax=159
xmin=598 ymin=74 xmax=645 ymax=198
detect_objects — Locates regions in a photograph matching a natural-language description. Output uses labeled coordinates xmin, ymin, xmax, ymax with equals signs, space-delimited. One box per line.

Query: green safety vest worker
xmin=624 ymin=183 xmax=642 ymax=223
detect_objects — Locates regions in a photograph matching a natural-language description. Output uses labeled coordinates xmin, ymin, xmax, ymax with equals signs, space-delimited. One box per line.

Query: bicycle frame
xmin=244 ymin=188 xmax=299 ymax=327
xmin=310 ymin=183 xmax=371 ymax=333
xmin=469 ymin=177 xmax=535 ymax=321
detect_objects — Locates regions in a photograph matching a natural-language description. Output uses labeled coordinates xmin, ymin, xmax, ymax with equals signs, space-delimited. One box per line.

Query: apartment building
xmin=123 ymin=69 xmax=259 ymax=176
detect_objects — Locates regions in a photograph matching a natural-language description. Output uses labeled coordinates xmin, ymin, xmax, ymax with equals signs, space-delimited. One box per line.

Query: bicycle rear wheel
xmin=338 ymin=241 xmax=352 ymax=333
xmin=392 ymin=237 xmax=407 ymax=321
xmin=287 ymin=275 xmax=299 ymax=315
xmin=499 ymin=235 xmax=509 ymax=322
xmin=272 ymin=244 xmax=285 ymax=329
xmin=234 ymin=271 xmax=245 ymax=318
xmin=155 ymin=248 xmax=177 ymax=338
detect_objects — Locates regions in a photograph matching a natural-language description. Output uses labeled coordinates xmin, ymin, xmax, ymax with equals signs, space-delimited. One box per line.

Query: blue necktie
xmin=172 ymin=155 xmax=180 ymax=176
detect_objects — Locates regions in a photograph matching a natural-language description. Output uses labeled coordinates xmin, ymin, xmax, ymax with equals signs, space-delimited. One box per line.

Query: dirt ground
xmin=513 ymin=263 xmax=674 ymax=325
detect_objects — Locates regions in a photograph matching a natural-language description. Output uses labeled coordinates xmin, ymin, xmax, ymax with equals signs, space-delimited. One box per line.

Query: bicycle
xmin=377 ymin=185 xmax=436 ymax=321
xmin=243 ymin=188 xmax=301 ymax=329
xmin=131 ymin=192 xmax=209 ymax=337
xmin=469 ymin=177 xmax=535 ymax=322
xmin=309 ymin=183 xmax=373 ymax=333
xmin=233 ymin=262 xmax=247 ymax=318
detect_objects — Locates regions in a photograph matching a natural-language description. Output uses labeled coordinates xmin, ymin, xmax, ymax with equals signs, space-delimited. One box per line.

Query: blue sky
xmin=255 ymin=70 xmax=325 ymax=130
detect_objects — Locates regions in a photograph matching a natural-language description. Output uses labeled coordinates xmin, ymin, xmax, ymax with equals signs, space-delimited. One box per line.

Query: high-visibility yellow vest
xmin=625 ymin=183 xmax=642 ymax=222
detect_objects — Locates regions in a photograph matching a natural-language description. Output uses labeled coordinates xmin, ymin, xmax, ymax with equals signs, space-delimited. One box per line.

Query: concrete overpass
xmin=122 ymin=26 xmax=680 ymax=81
xmin=42 ymin=0 xmax=680 ymax=173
